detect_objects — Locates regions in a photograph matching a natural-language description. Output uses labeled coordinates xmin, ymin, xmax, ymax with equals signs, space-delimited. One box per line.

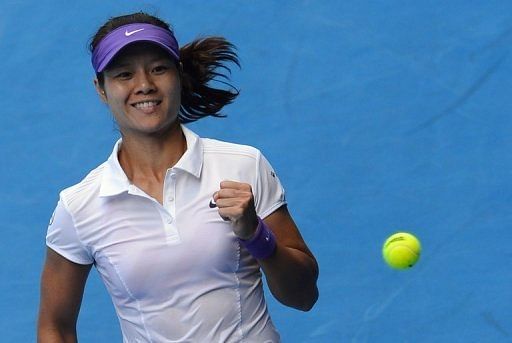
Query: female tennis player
xmin=38 ymin=12 xmax=318 ymax=342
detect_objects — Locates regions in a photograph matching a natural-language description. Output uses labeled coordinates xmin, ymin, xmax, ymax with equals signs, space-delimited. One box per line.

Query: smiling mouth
xmin=132 ymin=100 xmax=162 ymax=110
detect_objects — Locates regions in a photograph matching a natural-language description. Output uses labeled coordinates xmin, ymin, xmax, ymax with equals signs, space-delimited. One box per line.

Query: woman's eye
xmin=115 ymin=72 xmax=132 ymax=79
xmin=153 ymin=65 xmax=169 ymax=74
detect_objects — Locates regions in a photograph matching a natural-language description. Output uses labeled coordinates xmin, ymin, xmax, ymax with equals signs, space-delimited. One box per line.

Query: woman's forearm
xmin=260 ymin=245 xmax=319 ymax=311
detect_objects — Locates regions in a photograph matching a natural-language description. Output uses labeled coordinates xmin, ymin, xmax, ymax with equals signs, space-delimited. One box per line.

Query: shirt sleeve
xmin=46 ymin=198 xmax=94 ymax=265
xmin=253 ymin=151 xmax=287 ymax=219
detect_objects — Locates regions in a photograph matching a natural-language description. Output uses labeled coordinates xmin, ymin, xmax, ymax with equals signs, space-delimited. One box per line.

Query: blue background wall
xmin=1 ymin=1 xmax=511 ymax=342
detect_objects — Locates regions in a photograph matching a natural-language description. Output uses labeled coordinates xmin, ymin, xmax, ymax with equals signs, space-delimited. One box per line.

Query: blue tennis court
xmin=1 ymin=1 xmax=511 ymax=341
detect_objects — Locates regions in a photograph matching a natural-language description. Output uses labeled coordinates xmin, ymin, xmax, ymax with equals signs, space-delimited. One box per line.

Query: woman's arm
xmin=38 ymin=248 xmax=92 ymax=343
xmin=258 ymin=206 xmax=319 ymax=311
xmin=215 ymin=181 xmax=319 ymax=311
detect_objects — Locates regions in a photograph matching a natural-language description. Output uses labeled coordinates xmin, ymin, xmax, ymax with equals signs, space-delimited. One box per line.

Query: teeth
xmin=134 ymin=101 xmax=158 ymax=109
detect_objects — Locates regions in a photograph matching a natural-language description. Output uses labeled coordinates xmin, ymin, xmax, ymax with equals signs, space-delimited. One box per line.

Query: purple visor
xmin=91 ymin=23 xmax=180 ymax=73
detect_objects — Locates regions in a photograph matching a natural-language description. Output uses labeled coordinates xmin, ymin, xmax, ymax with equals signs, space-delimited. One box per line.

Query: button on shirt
xmin=46 ymin=126 xmax=286 ymax=342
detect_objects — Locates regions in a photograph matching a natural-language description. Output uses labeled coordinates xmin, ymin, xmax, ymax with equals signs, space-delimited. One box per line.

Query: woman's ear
xmin=93 ymin=78 xmax=108 ymax=103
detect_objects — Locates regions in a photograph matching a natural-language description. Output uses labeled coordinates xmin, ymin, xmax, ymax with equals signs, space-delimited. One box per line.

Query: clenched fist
xmin=213 ymin=181 xmax=259 ymax=240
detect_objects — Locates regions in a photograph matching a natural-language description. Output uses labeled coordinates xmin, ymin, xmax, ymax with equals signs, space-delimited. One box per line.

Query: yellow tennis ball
xmin=382 ymin=232 xmax=421 ymax=269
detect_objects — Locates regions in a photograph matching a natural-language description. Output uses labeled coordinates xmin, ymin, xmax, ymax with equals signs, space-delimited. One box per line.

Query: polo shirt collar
xmin=99 ymin=125 xmax=203 ymax=197
xmin=174 ymin=125 xmax=203 ymax=178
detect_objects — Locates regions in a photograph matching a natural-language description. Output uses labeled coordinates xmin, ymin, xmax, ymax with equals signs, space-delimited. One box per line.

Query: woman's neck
xmin=118 ymin=122 xmax=187 ymax=184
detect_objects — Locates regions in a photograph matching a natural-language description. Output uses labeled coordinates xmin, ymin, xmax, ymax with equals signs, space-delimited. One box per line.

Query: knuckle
xmin=218 ymin=189 xmax=229 ymax=198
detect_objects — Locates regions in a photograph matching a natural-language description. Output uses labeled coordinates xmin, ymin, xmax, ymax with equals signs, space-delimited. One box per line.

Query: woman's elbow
xmin=282 ymin=283 xmax=319 ymax=312
xmin=298 ymin=285 xmax=319 ymax=312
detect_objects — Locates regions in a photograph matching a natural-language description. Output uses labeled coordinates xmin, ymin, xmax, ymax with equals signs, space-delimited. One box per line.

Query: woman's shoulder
xmin=58 ymin=162 xmax=107 ymax=210
xmin=200 ymin=137 xmax=262 ymax=160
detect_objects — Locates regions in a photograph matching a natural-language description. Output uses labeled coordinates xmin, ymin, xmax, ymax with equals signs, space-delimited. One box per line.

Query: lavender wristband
xmin=239 ymin=217 xmax=277 ymax=259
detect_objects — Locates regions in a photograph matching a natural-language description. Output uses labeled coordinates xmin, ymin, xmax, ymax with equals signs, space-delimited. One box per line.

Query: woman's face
xmin=95 ymin=42 xmax=181 ymax=137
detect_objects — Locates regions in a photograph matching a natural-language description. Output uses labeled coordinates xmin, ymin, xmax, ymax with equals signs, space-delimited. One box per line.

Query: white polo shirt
xmin=46 ymin=125 xmax=286 ymax=343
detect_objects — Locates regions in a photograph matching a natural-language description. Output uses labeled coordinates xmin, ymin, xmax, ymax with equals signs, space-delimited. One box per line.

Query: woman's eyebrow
xmin=108 ymin=57 xmax=171 ymax=70
xmin=149 ymin=56 xmax=173 ymax=63
xmin=105 ymin=62 xmax=130 ymax=71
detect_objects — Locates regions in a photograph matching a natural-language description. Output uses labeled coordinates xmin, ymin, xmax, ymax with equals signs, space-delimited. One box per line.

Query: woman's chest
xmin=84 ymin=189 xmax=241 ymax=299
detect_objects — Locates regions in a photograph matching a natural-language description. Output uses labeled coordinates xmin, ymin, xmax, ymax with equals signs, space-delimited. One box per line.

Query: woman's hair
xmin=89 ymin=12 xmax=240 ymax=123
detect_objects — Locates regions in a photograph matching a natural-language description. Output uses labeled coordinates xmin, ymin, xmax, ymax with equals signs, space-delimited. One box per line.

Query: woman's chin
xmin=123 ymin=119 xmax=180 ymax=138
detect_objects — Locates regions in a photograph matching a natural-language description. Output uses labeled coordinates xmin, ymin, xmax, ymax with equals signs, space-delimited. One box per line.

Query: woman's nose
xmin=134 ymin=71 xmax=156 ymax=94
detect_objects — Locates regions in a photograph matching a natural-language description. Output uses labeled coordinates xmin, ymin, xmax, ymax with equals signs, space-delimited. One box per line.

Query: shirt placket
xmin=162 ymin=169 xmax=180 ymax=244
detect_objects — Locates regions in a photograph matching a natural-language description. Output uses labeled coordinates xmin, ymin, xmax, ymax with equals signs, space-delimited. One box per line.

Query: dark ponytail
xmin=90 ymin=12 xmax=240 ymax=123
xmin=179 ymin=37 xmax=240 ymax=123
